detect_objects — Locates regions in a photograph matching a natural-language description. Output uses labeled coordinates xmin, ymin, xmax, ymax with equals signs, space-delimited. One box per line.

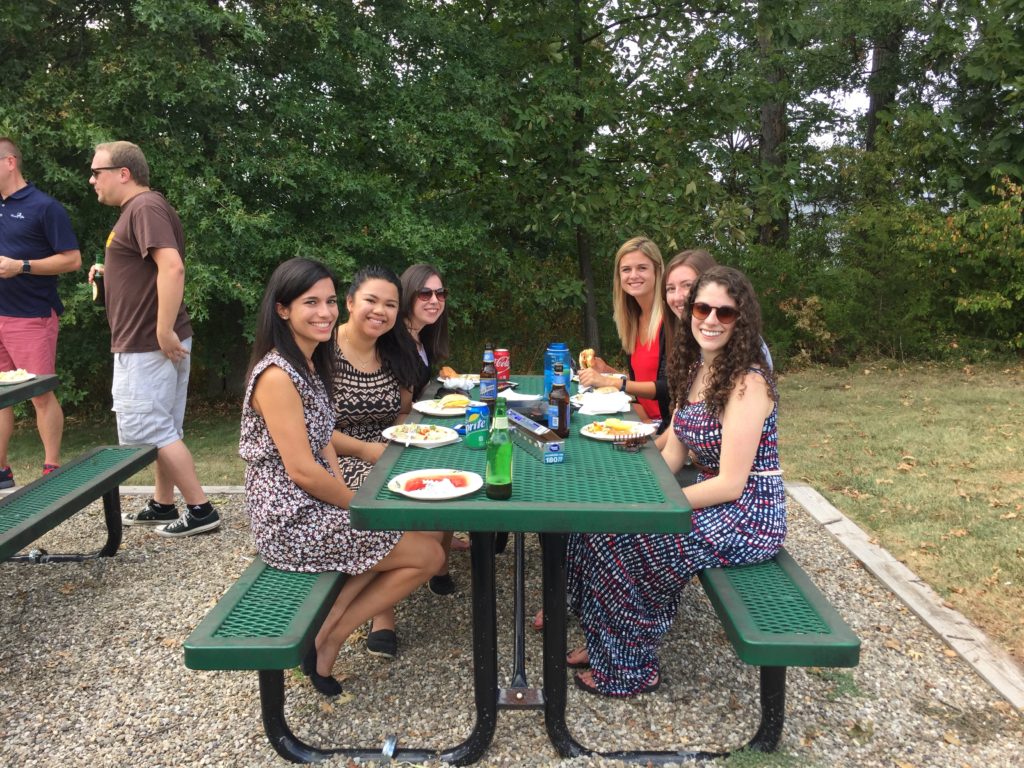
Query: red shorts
xmin=0 ymin=311 xmax=60 ymax=375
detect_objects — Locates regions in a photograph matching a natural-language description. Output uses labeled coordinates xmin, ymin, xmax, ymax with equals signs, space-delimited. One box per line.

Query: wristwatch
xmin=619 ymin=376 xmax=627 ymax=392
xmin=21 ymin=260 xmax=30 ymax=274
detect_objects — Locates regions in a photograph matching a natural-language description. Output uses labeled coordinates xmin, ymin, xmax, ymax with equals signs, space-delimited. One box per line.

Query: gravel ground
xmin=1 ymin=492 xmax=1020 ymax=768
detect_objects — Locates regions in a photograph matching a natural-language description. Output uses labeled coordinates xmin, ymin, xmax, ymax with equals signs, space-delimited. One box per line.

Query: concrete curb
xmin=787 ymin=481 xmax=1024 ymax=712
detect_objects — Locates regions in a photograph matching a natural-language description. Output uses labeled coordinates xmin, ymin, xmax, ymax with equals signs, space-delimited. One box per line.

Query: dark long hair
xmin=345 ymin=265 xmax=420 ymax=390
xmin=662 ymin=248 xmax=718 ymax=355
xmin=666 ymin=266 xmax=775 ymax=417
xmin=400 ymin=263 xmax=450 ymax=363
xmin=248 ymin=258 xmax=337 ymax=393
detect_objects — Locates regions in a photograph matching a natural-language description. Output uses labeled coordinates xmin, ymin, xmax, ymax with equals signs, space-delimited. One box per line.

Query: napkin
xmin=441 ymin=376 xmax=477 ymax=391
xmin=576 ymin=390 xmax=633 ymax=415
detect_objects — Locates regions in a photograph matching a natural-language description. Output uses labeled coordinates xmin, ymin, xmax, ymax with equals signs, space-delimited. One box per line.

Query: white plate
xmin=412 ymin=399 xmax=467 ymax=417
xmin=0 ymin=369 xmax=36 ymax=385
xmin=381 ymin=424 xmax=460 ymax=448
xmin=580 ymin=420 xmax=657 ymax=442
xmin=387 ymin=469 xmax=483 ymax=500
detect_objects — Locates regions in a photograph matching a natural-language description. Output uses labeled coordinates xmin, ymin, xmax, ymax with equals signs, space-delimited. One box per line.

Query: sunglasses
xmin=89 ymin=166 xmax=123 ymax=178
xmin=692 ymin=302 xmax=740 ymax=324
xmin=415 ymin=288 xmax=447 ymax=301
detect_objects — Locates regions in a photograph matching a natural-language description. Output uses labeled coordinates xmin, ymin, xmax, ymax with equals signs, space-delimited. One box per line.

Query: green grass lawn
xmin=6 ymin=361 xmax=1022 ymax=660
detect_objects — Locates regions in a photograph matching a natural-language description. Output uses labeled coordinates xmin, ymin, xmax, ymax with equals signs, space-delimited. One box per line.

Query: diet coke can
xmin=495 ymin=348 xmax=511 ymax=381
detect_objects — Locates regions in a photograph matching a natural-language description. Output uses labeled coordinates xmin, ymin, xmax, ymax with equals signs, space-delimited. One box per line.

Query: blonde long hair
xmin=612 ymin=236 xmax=664 ymax=353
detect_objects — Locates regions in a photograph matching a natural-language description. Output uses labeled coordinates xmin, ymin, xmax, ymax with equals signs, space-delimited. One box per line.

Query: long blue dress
xmin=566 ymin=368 xmax=786 ymax=695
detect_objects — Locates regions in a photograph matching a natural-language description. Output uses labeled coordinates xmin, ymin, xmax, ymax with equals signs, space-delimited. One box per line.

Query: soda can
xmin=495 ymin=348 xmax=511 ymax=380
xmin=464 ymin=402 xmax=490 ymax=449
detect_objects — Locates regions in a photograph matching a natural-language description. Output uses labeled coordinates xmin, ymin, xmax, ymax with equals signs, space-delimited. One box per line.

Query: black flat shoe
xmin=366 ymin=628 xmax=398 ymax=659
xmin=566 ymin=647 xmax=590 ymax=669
xmin=428 ymin=573 xmax=456 ymax=596
xmin=301 ymin=645 xmax=343 ymax=698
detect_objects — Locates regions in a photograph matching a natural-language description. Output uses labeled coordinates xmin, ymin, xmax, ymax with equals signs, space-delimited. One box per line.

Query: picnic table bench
xmin=0 ymin=444 xmax=157 ymax=563
xmin=183 ymin=508 xmax=859 ymax=761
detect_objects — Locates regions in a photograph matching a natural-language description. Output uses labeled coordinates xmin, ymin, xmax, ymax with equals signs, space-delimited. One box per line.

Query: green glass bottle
xmin=485 ymin=398 xmax=513 ymax=500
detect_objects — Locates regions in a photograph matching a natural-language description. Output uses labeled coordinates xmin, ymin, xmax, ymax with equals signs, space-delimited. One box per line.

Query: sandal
xmin=573 ymin=670 xmax=660 ymax=698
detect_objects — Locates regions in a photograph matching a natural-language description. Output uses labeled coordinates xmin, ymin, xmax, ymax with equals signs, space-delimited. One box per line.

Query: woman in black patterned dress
xmin=331 ymin=265 xmax=422 ymax=658
xmin=241 ymin=259 xmax=443 ymax=697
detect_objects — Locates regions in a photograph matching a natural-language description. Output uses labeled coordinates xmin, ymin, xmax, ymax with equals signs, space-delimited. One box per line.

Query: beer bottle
xmin=480 ymin=345 xmax=498 ymax=418
xmin=92 ymin=252 xmax=105 ymax=307
xmin=485 ymin=398 xmax=513 ymax=500
xmin=548 ymin=362 xmax=570 ymax=438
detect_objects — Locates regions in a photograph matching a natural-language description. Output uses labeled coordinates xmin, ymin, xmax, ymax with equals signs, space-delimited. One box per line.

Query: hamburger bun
xmin=578 ymin=348 xmax=595 ymax=370
xmin=439 ymin=365 xmax=459 ymax=379
xmin=438 ymin=393 xmax=470 ymax=409
xmin=595 ymin=385 xmax=619 ymax=395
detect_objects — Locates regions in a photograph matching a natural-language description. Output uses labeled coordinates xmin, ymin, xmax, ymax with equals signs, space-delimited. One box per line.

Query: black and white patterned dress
xmin=240 ymin=351 xmax=401 ymax=574
xmin=331 ymin=347 xmax=403 ymax=491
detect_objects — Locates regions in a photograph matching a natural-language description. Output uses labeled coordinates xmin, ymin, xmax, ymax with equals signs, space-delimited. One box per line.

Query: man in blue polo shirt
xmin=0 ymin=138 xmax=82 ymax=488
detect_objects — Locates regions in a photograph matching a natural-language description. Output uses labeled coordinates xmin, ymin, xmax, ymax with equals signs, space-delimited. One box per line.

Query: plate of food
xmin=580 ymin=418 xmax=657 ymax=442
xmin=0 ymin=369 xmax=36 ymax=385
xmin=387 ymin=469 xmax=483 ymax=500
xmin=382 ymin=424 xmax=459 ymax=448
xmin=412 ymin=393 xmax=470 ymax=417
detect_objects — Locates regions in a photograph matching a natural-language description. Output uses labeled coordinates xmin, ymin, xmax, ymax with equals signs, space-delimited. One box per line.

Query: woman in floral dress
xmin=567 ymin=266 xmax=786 ymax=697
xmin=241 ymin=258 xmax=443 ymax=697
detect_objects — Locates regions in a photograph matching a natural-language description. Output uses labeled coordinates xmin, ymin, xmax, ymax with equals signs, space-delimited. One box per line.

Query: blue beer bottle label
xmin=547 ymin=404 xmax=559 ymax=430
xmin=479 ymin=379 xmax=497 ymax=400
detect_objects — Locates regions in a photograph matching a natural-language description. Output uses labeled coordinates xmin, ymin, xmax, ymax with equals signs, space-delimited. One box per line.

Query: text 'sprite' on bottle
xmin=548 ymin=362 xmax=570 ymax=438
xmin=485 ymin=398 xmax=512 ymax=500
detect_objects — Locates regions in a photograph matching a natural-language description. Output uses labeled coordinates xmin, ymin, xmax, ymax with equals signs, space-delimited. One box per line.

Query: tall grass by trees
xmin=3 ymin=1 xmax=1022 ymax=405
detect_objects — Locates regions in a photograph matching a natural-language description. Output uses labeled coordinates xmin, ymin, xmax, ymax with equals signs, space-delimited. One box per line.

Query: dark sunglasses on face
xmin=89 ymin=166 xmax=122 ymax=178
xmin=416 ymin=288 xmax=447 ymax=301
xmin=692 ymin=302 xmax=740 ymax=324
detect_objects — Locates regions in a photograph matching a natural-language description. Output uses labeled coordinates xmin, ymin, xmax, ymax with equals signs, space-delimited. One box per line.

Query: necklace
xmin=340 ymin=326 xmax=379 ymax=369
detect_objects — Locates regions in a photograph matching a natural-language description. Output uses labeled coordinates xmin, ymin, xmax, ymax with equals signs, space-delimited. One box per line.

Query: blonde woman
xmin=578 ymin=236 xmax=670 ymax=429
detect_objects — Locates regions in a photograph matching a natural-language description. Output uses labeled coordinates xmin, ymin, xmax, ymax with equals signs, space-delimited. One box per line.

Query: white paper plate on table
xmin=498 ymin=389 xmax=541 ymax=402
xmin=413 ymin=399 xmax=467 ymax=417
xmin=580 ymin=420 xmax=657 ymax=442
xmin=381 ymin=424 xmax=459 ymax=448
xmin=572 ymin=390 xmax=633 ymax=414
xmin=0 ymin=369 xmax=36 ymax=385
xmin=387 ymin=469 xmax=483 ymax=500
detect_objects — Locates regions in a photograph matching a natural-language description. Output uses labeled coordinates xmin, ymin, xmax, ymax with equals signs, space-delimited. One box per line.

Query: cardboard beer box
xmin=508 ymin=408 xmax=565 ymax=464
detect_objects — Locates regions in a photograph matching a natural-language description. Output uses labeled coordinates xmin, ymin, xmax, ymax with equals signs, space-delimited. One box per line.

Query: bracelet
xmin=619 ymin=377 xmax=627 ymax=392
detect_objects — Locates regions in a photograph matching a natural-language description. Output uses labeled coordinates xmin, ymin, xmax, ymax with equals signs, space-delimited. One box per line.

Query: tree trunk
xmin=576 ymin=226 xmax=600 ymax=347
xmin=865 ymin=28 xmax=903 ymax=151
xmin=756 ymin=5 xmax=790 ymax=247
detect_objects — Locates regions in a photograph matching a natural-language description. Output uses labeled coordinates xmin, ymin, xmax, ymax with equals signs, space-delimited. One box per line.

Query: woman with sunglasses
xmin=566 ymin=266 xmax=785 ymax=697
xmin=398 ymin=263 xmax=466 ymax=593
xmin=331 ymin=265 xmax=422 ymax=659
xmin=578 ymin=236 xmax=670 ymax=432
xmin=241 ymin=258 xmax=443 ymax=698
xmin=399 ymin=264 xmax=450 ymax=400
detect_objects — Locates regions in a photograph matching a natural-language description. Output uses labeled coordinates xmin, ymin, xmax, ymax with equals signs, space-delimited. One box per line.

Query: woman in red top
xmin=578 ymin=236 xmax=669 ymax=430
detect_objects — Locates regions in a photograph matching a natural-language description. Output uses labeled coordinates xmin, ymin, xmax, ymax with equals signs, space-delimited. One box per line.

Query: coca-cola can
xmin=494 ymin=348 xmax=511 ymax=380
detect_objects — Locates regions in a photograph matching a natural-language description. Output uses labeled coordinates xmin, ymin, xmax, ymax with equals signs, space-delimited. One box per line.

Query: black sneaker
xmin=428 ymin=573 xmax=456 ymax=596
xmin=366 ymin=628 xmax=398 ymax=659
xmin=122 ymin=499 xmax=179 ymax=526
xmin=0 ymin=466 xmax=13 ymax=489
xmin=155 ymin=506 xmax=221 ymax=538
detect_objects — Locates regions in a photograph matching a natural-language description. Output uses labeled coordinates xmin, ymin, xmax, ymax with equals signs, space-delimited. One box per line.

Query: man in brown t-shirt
xmin=89 ymin=141 xmax=220 ymax=537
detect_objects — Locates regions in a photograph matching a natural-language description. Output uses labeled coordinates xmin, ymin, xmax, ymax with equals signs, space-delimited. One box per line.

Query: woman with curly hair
xmin=566 ymin=266 xmax=786 ymax=697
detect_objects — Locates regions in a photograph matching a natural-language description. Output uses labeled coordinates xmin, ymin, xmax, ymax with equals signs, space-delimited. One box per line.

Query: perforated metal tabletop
xmin=350 ymin=376 xmax=691 ymax=533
